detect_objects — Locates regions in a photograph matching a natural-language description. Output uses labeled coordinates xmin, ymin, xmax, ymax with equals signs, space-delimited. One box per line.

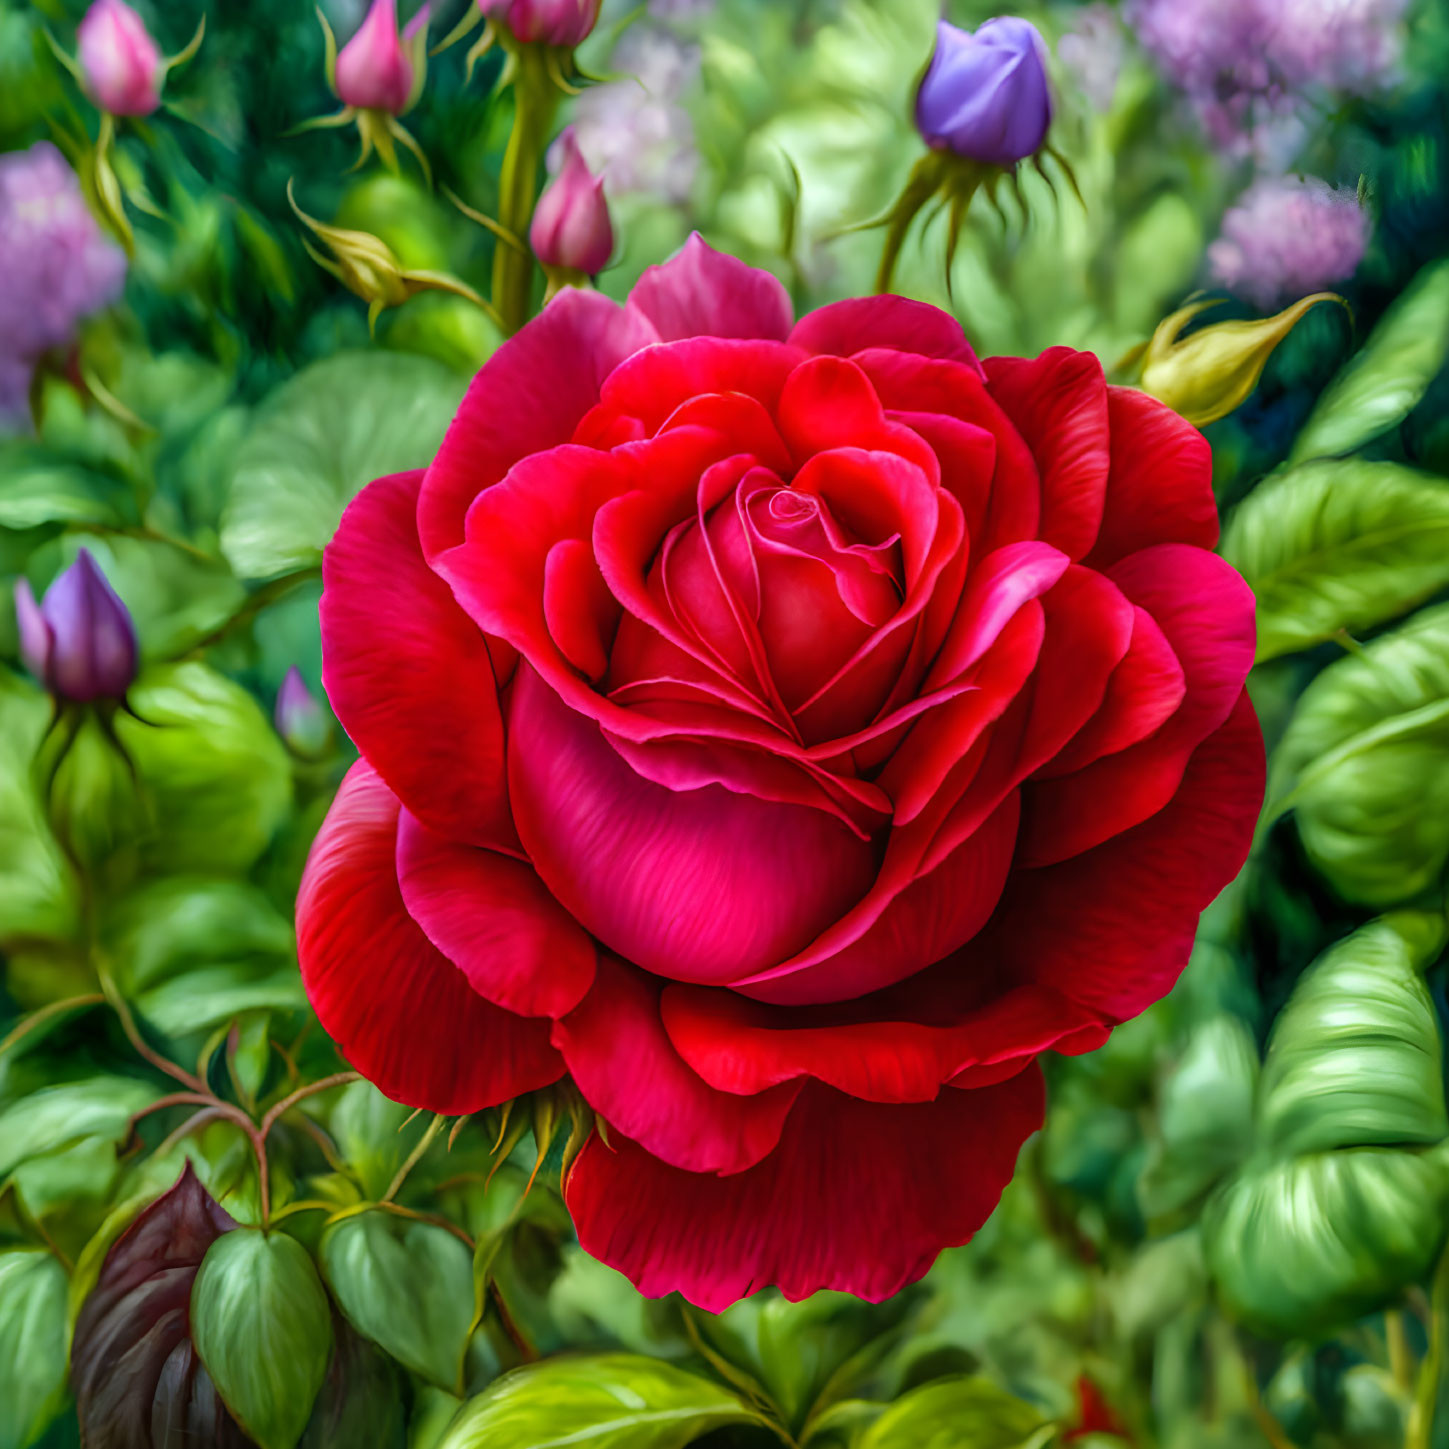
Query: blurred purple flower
xmin=571 ymin=26 xmax=700 ymax=203
xmin=335 ymin=0 xmax=429 ymax=114
xmin=16 ymin=549 xmax=138 ymax=703
xmin=1208 ymin=175 xmax=1370 ymax=307
xmin=1130 ymin=0 xmax=1408 ymax=157
xmin=1059 ymin=4 xmax=1126 ymax=112
xmin=915 ymin=18 xmax=1053 ymax=166
xmin=275 ymin=666 xmax=334 ymax=757
xmin=0 ymin=143 xmax=126 ymax=430
xmin=76 ymin=0 xmax=163 ymax=117
xmin=533 ymin=127 xmax=613 ymax=275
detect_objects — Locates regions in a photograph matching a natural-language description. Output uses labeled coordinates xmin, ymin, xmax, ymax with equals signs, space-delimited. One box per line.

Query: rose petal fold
xmin=626 ymin=233 xmax=794 ymax=343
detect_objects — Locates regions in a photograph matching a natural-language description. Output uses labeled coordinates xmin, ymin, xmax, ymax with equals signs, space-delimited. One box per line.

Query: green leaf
xmin=1269 ymin=603 xmax=1449 ymax=905
xmin=320 ymin=1210 xmax=473 ymax=1391
xmin=0 ymin=443 xmax=131 ymax=529
xmin=0 ymin=677 xmax=78 ymax=947
xmin=1290 ymin=257 xmax=1449 ymax=463
xmin=104 ymin=878 xmax=302 ymax=1036
xmin=1204 ymin=914 xmax=1449 ymax=1338
xmin=857 ymin=1376 xmax=1051 ymax=1449
xmin=0 ymin=1251 xmax=69 ymax=1449
xmin=220 ymin=351 xmax=464 ymax=580
xmin=1138 ymin=1014 xmax=1258 ymax=1219
xmin=434 ymin=1353 xmax=774 ymax=1449
xmin=191 ymin=1228 xmax=333 ymax=1449
xmin=115 ymin=663 xmax=291 ymax=876
xmin=0 ymin=1077 xmax=157 ymax=1179
xmin=329 ymin=1082 xmax=430 ymax=1202
xmin=1220 ymin=459 xmax=1449 ymax=661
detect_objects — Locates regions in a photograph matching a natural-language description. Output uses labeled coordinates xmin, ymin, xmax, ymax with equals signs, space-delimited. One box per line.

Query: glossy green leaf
xmin=0 ymin=1077 xmax=157 ymax=1179
xmin=857 ymin=1375 xmax=1051 ymax=1449
xmin=300 ymin=1320 xmax=407 ymax=1449
xmin=320 ymin=1210 xmax=472 ymax=1391
xmin=219 ymin=351 xmax=463 ymax=580
xmin=115 ymin=663 xmax=291 ymax=876
xmin=328 ymin=1082 xmax=430 ymax=1202
xmin=1138 ymin=1014 xmax=1258 ymax=1219
xmin=0 ymin=677 xmax=78 ymax=946
xmin=0 ymin=443 xmax=131 ymax=528
xmin=1204 ymin=914 xmax=1449 ymax=1338
xmin=104 ymin=877 xmax=302 ymax=1035
xmin=1269 ymin=603 xmax=1449 ymax=904
xmin=192 ymin=1228 xmax=333 ymax=1449
xmin=0 ymin=1251 xmax=69 ymax=1449
xmin=1290 ymin=257 xmax=1449 ymax=463
xmin=1220 ymin=459 xmax=1449 ymax=661
xmin=433 ymin=1353 xmax=772 ymax=1449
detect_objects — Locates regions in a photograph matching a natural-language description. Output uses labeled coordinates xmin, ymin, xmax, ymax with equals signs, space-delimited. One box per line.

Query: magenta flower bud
xmin=76 ymin=0 xmax=163 ymax=118
xmin=531 ymin=128 xmax=613 ymax=276
xmin=915 ymin=17 xmax=1053 ymax=166
xmin=15 ymin=549 xmax=137 ymax=703
xmin=275 ymin=666 xmax=334 ymax=758
xmin=478 ymin=0 xmax=601 ymax=48
xmin=335 ymin=0 xmax=431 ymax=114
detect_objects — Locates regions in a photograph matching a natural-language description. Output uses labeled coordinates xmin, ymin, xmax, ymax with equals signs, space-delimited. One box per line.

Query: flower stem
xmin=1408 ymin=1244 xmax=1449 ymax=1449
xmin=491 ymin=43 xmax=559 ymax=334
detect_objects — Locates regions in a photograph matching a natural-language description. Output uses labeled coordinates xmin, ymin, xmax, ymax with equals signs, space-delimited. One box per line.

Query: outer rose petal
xmin=567 ymin=1070 xmax=1044 ymax=1311
xmin=417 ymin=288 xmax=656 ymax=559
xmin=984 ymin=348 xmax=1109 ymax=561
xmin=297 ymin=761 xmax=563 ymax=1113
xmin=1086 ymin=387 xmax=1217 ymax=569
xmin=789 ymin=295 xmax=983 ymax=372
xmin=552 ymin=955 xmax=801 ymax=1175
xmin=985 ymin=690 xmax=1264 ymax=1021
xmin=506 ymin=663 xmax=878 ymax=985
xmin=394 ymin=809 xmax=596 ymax=1019
xmin=321 ymin=471 xmax=515 ymax=851
xmin=626 ymin=233 xmax=793 ymax=343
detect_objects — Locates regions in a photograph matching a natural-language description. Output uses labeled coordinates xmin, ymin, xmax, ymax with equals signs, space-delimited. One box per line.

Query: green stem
xmin=491 ymin=43 xmax=559 ymax=334
xmin=1408 ymin=1245 xmax=1449 ymax=1449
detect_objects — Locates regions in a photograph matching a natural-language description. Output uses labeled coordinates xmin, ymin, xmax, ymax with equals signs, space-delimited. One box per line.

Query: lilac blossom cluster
xmin=1208 ymin=175 xmax=1370 ymax=307
xmin=0 ymin=144 xmax=126 ymax=428
xmin=1130 ymin=0 xmax=1409 ymax=161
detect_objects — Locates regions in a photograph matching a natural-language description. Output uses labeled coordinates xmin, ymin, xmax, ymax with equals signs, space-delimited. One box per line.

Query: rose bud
xmin=915 ymin=17 xmax=1052 ymax=166
xmin=76 ymin=0 xmax=163 ymax=118
xmin=478 ymin=0 xmax=601 ymax=47
xmin=1141 ymin=291 xmax=1347 ymax=426
xmin=276 ymin=666 xmax=335 ymax=758
xmin=15 ymin=548 xmax=137 ymax=703
xmin=530 ymin=128 xmax=613 ymax=282
xmin=335 ymin=0 xmax=430 ymax=116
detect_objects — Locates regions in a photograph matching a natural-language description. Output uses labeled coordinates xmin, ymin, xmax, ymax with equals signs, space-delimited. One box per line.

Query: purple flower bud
xmin=531 ymin=128 xmax=613 ymax=275
xmin=478 ymin=0 xmax=601 ymax=48
xmin=76 ymin=0 xmax=163 ymax=118
xmin=15 ymin=549 xmax=138 ymax=703
xmin=335 ymin=0 xmax=430 ymax=114
xmin=275 ymin=667 xmax=334 ymax=758
xmin=915 ymin=18 xmax=1053 ymax=166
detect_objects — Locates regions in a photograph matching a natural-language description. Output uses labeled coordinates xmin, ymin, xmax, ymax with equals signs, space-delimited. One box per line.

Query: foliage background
xmin=3 ymin=0 xmax=1449 ymax=1444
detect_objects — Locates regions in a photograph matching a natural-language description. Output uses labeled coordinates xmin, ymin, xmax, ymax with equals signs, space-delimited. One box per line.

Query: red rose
xmin=297 ymin=236 xmax=1263 ymax=1310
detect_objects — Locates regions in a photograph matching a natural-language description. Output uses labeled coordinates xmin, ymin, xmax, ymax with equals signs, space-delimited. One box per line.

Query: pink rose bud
xmin=76 ymin=0 xmax=163 ymax=117
xmin=275 ymin=666 xmax=335 ymax=758
xmin=336 ymin=0 xmax=430 ymax=115
xmin=478 ymin=0 xmax=601 ymax=48
xmin=15 ymin=549 xmax=138 ymax=703
xmin=530 ymin=128 xmax=613 ymax=276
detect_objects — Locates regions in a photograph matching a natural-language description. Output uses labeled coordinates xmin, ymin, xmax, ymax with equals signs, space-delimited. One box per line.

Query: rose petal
xmin=566 ymin=1071 xmax=1044 ymax=1311
xmin=321 ymin=470 xmax=515 ymax=852
xmin=297 ymin=762 xmax=563 ymax=1113
xmin=790 ymin=295 xmax=983 ymax=372
xmin=626 ymin=233 xmax=794 ymax=343
xmin=417 ymin=288 xmax=655 ymax=559
xmin=394 ymin=808 xmax=596 ymax=1019
xmin=553 ymin=955 xmax=801 ymax=1175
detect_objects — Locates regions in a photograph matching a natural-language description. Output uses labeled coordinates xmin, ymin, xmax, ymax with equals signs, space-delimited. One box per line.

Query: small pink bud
xmin=530 ymin=128 xmax=613 ymax=276
xmin=478 ymin=0 xmax=601 ymax=48
xmin=275 ymin=667 xmax=334 ymax=758
xmin=335 ymin=0 xmax=430 ymax=115
xmin=76 ymin=0 xmax=163 ymax=118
